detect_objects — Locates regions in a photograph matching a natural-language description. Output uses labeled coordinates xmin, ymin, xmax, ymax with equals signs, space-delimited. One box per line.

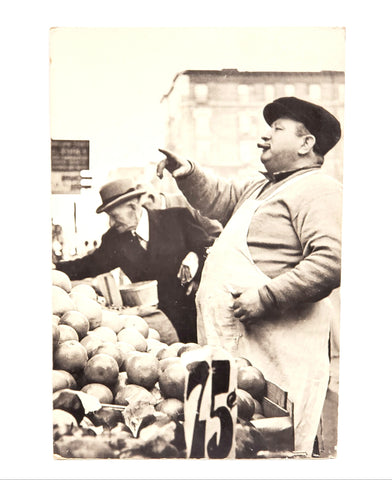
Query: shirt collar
xmin=134 ymin=207 xmax=149 ymax=242
xmin=259 ymin=165 xmax=321 ymax=183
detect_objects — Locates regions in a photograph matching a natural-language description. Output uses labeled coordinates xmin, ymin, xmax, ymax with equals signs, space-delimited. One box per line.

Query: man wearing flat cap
xmin=56 ymin=177 xmax=213 ymax=343
xmin=157 ymin=97 xmax=343 ymax=455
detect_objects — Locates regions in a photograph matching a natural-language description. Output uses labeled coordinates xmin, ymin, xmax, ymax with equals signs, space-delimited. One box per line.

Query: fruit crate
xmin=100 ymin=378 xmax=295 ymax=457
xmin=250 ymin=379 xmax=295 ymax=454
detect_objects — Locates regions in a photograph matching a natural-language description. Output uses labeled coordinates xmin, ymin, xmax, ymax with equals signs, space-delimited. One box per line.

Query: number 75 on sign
xmin=182 ymin=348 xmax=237 ymax=459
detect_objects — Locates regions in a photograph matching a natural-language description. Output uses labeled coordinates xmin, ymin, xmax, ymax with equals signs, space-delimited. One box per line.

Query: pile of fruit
xmin=52 ymin=270 xmax=269 ymax=459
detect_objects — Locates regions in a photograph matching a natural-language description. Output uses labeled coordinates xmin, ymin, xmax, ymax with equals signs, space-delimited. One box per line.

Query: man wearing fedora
xmin=157 ymin=97 xmax=343 ymax=455
xmin=56 ymin=178 xmax=213 ymax=343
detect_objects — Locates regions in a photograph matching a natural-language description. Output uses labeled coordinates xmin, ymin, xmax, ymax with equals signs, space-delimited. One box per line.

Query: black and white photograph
xmin=2 ymin=3 xmax=392 ymax=479
xmin=49 ymin=25 xmax=343 ymax=460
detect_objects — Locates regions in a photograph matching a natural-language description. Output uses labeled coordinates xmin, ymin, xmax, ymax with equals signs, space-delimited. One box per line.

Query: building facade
xmin=160 ymin=69 xmax=345 ymax=184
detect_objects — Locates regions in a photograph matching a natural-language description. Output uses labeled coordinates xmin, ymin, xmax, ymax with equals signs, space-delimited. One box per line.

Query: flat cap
xmin=263 ymin=96 xmax=341 ymax=156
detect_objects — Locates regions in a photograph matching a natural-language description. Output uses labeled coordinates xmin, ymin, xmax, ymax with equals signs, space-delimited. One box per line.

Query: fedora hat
xmin=96 ymin=178 xmax=146 ymax=213
xmin=263 ymin=97 xmax=341 ymax=156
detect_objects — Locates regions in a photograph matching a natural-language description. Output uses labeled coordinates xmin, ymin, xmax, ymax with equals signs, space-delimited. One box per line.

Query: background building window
xmin=238 ymin=84 xmax=250 ymax=103
xmin=264 ymin=84 xmax=275 ymax=102
xmin=194 ymin=83 xmax=208 ymax=103
xmin=239 ymin=140 xmax=256 ymax=165
xmin=239 ymin=113 xmax=251 ymax=134
xmin=309 ymin=83 xmax=321 ymax=100
xmin=284 ymin=84 xmax=295 ymax=96
xmin=196 ymin=140 xmax=211 ymax=164
xmin=193 ymin=108 xmax=211 ymax=137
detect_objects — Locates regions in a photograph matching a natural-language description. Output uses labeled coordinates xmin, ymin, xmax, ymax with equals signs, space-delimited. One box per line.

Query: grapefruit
xmin=120 ymin=315 xmax=149 ymax=338
xmin=146 ymin=339 xmax=167 ymax=355
xmin=158 ymin=362 xmax=186 ymax=401
xmin=156 ymin=342 xmax=184 ymax=360
xmin=80 ymin=333 xmax=105 ymax=358
xmin=236 ymin=388 xmax=256 ymax=421
xmin=83 ymin=353 xmax=119 ymax=387
xmin=59 ymin=311 xmax=89 ymax=339
xmin=52 ymin=370 xmax=69 ymax=392
xmin=125 ymin=352 xmax=160 ymax=389
xmin=53 ymin=340 xmax=88 ymax=373
xmin=147 ymin=328 xmax=161 ymax=341
xmin=58 ymin=324 xmax=79 ymax=343
xmin=88 ymin=326 xmax=117 ymax=344
xmin=159 ymin=357 xmax=182 ymax=371
xmin=94 ymin=342 xmax=125 ymax=369
xmin=52 ymin=321 xmax=60 ymax=349
xmin=101 ymin=309 xmax=125 ymax=334
xmin=52 ymin=285 xmax=74 ymax=316
xmin=52 ymin=270 xmax=72 ymax=293
xmin=53 ymin=408 xmax=78 ymax=429
xmin=70 ymin=292 xmax=102 ymax=329
xmin=177 ymin=343 xmax=202 ymax=357
xmin=81 ymin=383 xmax=114 ymax=404
xmin=235 ymin=356 xmax=252 ymax=369
xmin=114 ymin=383 xmax=155 ymax=407
xmin=55 ymin=369 xmax=77 ymax=389
xmin=155 ymin=398 xmax=184 ymax=421
xmin=117 ymin=327 xmax=147 ymax=352
xmin=70 ymin=283 xmax=97 ymax=301
xmin=237 ymin=366 xmax=266 ymax=402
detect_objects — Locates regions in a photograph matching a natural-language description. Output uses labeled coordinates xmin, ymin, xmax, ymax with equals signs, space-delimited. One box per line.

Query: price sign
xmin=182 ymin=346 xmax=237 ymax=459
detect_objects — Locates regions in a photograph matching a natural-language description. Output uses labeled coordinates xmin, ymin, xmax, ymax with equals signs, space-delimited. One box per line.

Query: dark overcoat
xmin=57 ymin=207 xmax=212 ymax=342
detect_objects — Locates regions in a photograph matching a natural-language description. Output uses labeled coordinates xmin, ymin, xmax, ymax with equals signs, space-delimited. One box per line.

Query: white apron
xmin=195 ymin=172 xmax=332 ymax=455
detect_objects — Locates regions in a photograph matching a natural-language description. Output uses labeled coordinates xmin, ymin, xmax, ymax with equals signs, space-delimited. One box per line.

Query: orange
xmin=53 ymin=408 xmax=78 ymax=429
xmin=56 ymin=369 xmax=77 ymax=389
xmin=53 ymin=340 xmax=88 ymax=373
xmin=83 ymin=353 xmax=119 ymax=387
xmin=155 ymin=398 xmax=184 ymax=421
xmin=52 ymin=285 xmax=75 ymax=316
xmin=120 ymin=315 xmax=149 ymax=338
xmin=117 ymin=327 xmax=147 ymax=352
xmin=234 ymin=356 xmax=252 ymax=369
xmin=236 ymin=388 xmax=256 ymax=421
xmin=94 ymin=342 xmax=125 ymax=369
xmin=52 ymin=270 xmax=72 ymax=293
xmin=81 ymin=383 xmax=114 ymax=404
xmin=58 ymin=324 xmax=79 ymax=343
xmin=177 ymin=342 xmax=202 ymax=357
xmin=52 ymin=315 xmax=60 ymax=325
xmin=125 ymin=352 xmax=160 ymax=389
xmin=114 ymin=383 xmax=155 ymax=406
xmin=88 ymin=326 xmax=117 ymax=344
xmin=111 ymin=371 xmax=129 ymax=397
xmin=70 ymin=292 xmax=102 ymax=329
xmin=147 ymin=328 xmax=161 ymax=341
xmin=80 ymin=333 xmax=104 ymax=358
xmin=156 ymin=342 xmax=184 ymax=360
xmin=101 ymin=309 xmax=125 ymax=334
xmin=237 ymin=366 xmax=266 ymax=402
xmin=52 ymin=321 xmax=60 ymax=350
xmin=52 ymin=370 xmax=69 ymax=392
xmin=146 ymin=339 xmax=167 ymax=356
xmin=158 ymin=362 xmax=186 ymax=401
xmin=59 ymin=311 xmax=89 ymax=339
xmin=159 ymin=357 xmax=182 ymax=371
xmin=70 ymin=283 xmax=97 ymax=301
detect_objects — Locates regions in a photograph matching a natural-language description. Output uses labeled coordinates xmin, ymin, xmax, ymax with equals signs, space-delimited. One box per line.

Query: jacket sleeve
xmin=258 ymin=187 xmax=342 ymax=311
xmin=176 ymin=161 xmax=253 ymax=226
xmin=56 ymin=231 xmax=119 ymax=281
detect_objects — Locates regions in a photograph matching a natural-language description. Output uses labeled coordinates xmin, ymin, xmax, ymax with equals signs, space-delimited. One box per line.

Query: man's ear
xmin=298 ymin=134 xmax=316 ymax=155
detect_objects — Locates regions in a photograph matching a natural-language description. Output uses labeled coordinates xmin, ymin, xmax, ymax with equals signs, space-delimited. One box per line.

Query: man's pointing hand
xmin=157 ymin=148 xmax=192 ymax=179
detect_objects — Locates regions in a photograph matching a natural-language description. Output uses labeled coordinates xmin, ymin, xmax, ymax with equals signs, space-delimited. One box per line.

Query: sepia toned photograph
xmin=49 ymin=26 xmax=345 ymax=462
